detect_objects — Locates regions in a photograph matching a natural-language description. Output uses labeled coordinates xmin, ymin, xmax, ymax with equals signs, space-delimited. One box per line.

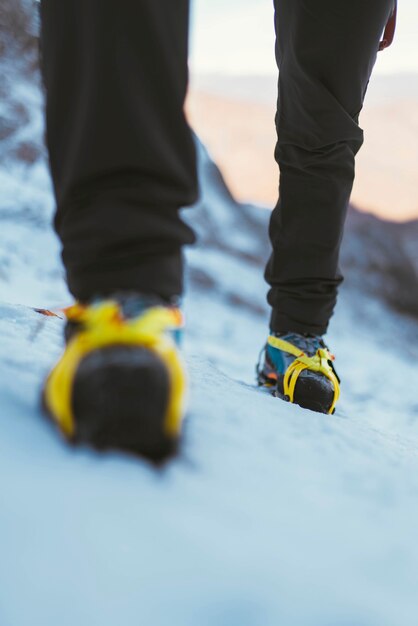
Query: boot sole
xmin=258 ymin=371 xmax=335 ymax=415
xmin=44 ymin=345 xmax=179 ymax=463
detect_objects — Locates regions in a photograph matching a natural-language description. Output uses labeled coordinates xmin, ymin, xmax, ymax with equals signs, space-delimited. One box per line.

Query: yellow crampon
xmin=43 ymin=301 xmax=186 ymax=439
xmin=267 ymin=335 xmax=340 ymax=414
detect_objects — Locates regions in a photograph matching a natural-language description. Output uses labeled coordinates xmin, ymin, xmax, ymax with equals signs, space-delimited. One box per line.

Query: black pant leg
xmin=267 ymin=0 xmax=394 ymax=335
xmin=40 ymin=0 xmax=197 ymax=302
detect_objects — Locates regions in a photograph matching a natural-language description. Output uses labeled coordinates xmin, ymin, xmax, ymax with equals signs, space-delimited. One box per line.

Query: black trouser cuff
xmin=270 ymin=308 xmax=329 ymax=337
xmin=66 ymin=252 xmax=184 ymax=303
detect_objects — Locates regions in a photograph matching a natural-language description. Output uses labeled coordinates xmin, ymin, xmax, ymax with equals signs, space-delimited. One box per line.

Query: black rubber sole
xmin=44 ymin=345 xmax=179 ymax=463
xmin=258 ymin=371 xmax=335 ymax=415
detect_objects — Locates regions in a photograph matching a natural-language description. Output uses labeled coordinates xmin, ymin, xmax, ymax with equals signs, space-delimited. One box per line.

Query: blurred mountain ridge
xmin=0 ymin=0 xmax=38 ymax=61
xmin=191 ymin=140 xmax=418 ymax=321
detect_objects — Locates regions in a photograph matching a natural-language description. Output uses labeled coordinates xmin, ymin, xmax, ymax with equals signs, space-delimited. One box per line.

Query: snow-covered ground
xmin=2 ymin=17 xmax=418 ymax=626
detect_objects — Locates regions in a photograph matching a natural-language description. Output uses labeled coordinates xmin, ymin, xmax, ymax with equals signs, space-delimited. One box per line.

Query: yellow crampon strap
xmin=44 ymin=302 xmax=186 ymax=439
xmin=267 ymin=335 xmax=340 ymax=414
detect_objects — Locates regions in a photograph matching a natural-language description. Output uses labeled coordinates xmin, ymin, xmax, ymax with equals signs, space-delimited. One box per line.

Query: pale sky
xmin=190 ymin=0 xmax=418 ymax=76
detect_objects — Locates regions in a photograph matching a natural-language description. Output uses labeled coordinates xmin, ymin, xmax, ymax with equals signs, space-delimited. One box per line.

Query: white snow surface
xmin=1 ymin=75 xmax=418 ymax=626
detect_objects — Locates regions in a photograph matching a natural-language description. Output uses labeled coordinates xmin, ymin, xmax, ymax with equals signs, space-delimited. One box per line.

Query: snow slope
xmin=2 ymin=9 xmax=418 ymax=626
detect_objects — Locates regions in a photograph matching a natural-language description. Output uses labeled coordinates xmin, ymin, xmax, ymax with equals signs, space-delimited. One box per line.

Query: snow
xmin=1 ymin=50 xmax=418 ymax=626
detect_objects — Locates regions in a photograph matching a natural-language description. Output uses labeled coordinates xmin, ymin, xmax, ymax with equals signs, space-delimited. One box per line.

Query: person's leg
xmin=266 ymin=0 xmax=395 ymax=335
xmin=39 ymin=0 xmax=196 ymax=460
xmin=40 ymin=0 xmax=197 ymax=302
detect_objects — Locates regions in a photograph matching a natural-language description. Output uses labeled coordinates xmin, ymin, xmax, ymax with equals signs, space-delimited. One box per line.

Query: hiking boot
xmin=257 ymin=332 xmax=340 ymax=414
xmin=42 ymin=294 xmax=186 ymax=463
